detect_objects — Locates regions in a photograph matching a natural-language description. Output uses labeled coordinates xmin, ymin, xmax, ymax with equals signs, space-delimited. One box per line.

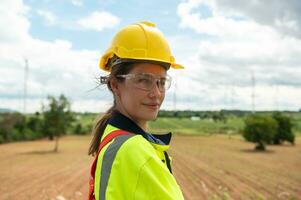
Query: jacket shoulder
xmin=116 ymin=134 xmax=157 ymax=165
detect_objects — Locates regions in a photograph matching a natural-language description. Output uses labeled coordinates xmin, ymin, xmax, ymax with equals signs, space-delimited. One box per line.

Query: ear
xmin=110 ymin=78 xmax=120 ymax=96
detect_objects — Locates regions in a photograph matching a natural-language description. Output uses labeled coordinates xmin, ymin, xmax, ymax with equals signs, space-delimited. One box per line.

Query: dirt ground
xmin=170 ymin=135 xmax=301 ymax=200
xmin=0 ymin=135 xmax=300 ymax=200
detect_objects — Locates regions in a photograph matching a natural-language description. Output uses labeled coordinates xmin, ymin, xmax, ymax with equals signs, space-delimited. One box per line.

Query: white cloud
xmin=178 ymin=0 xmax=301 ymax=38
xmin=177 ymin=0 xmax=278 ymax=39
xmin=0 ymin=0 xmax=109 ymax=113
xmin=37 ymin=9 xmax=57 ymax=26
xmin=174 ymin=0 xmax=301 ymax=111
xmin=1 ymin=0 xmax=300 ymax=112
xmin=71 ymin=99 xmax=113 ymax=113
xmin=71 ymin=0 xmax=83 ymax=7
xmin=210 ymin=0 xmax=301 ymax=39
xmin=0 ymin=0 xmax=30 ymax=43
xmin=77 ymin=11 xmax=120 ymax=31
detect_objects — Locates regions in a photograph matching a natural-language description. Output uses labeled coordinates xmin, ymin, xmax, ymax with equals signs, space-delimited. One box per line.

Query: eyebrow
xmin=133 ymin=72 xmax=168 ymax=76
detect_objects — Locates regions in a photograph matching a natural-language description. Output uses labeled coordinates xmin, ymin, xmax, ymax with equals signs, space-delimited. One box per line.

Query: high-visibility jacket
xmin=94 ymin=111 xmax=184 ymax=200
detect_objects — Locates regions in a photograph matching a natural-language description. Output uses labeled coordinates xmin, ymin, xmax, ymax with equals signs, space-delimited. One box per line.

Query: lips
xmin=143 ymin=103 xmax=160 ymax=109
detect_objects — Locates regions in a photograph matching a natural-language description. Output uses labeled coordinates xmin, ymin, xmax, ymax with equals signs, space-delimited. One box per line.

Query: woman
xmin=88 ymin=21 xmax=185 ymax=200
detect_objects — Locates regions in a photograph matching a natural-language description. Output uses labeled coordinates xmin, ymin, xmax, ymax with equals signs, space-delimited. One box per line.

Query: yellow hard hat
xmin=99 ymin=21 xmax=184 ymax=72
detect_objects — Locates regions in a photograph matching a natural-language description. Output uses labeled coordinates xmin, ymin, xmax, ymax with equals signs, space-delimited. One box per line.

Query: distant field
xmin=78 ymin=113 xmax=301 ymax=136
xmin=148 ymin=117 xmax=245 ymax=135
xmin=2 ymin=111 xmax=300 ymax=137
xmin=1 ymin=135 xmax=300 ymax=200
xmin=78 ymin=114 xmax=246 ymax=135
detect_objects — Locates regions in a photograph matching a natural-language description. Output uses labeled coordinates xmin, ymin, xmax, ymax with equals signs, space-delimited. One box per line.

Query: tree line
xmin=0 ymin=94 xmax=90 ymax=151
xmin=0 ymin=95 xmax=298 ymax=152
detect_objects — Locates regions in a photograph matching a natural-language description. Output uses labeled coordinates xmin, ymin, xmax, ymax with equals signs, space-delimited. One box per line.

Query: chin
xmin=145 ymin=112 xmax=158 ymax=121
xmin=137 ymin=111 xmax=157 ymax=121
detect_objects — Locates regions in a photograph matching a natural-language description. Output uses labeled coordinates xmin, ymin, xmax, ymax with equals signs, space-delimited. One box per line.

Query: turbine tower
xmin=23 ymin=59 xmax=29 ymax=114
xmin=251 ymin=71 xmax=256 ymax=113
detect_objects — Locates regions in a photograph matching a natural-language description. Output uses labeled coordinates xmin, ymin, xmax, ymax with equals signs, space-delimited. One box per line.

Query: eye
xmin=158 ymin=78 xmax=166 ymax=86
xmin=138 ymin=77 xmax=152 ymax=84
xmin=137 ymin=77 xmax=145 ymax=82
xmin=134 ymin=75 xmax=152 ymax=85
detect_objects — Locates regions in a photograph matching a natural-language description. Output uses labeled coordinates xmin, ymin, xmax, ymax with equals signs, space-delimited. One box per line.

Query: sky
xmin=0 ymin=0 xmax=301 ymax=113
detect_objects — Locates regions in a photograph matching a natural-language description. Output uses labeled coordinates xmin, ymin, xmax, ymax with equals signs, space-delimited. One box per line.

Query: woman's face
xmin=114 ymin=63 xmax=167 ymax=127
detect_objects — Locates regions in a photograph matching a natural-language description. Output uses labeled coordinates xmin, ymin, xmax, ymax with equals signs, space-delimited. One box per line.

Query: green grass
xmin=80 ymin=112 xmax=301 ymax=136
xmin=148 ymin=117 xmax=245 ymax=135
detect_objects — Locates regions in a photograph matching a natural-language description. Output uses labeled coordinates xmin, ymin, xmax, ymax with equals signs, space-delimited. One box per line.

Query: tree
xmin=212 ymin=111 xmax=226 ymax=123
xmin=0 ymin=113 xmax=24 ymax=143
xmin=25 ymin=112 xmax=44 ymax=140
xmin=272 ymin=112 xmax=295 ymax=145
xmin=243 ymin=114 xmax=278 ymax=151
xmin=73 ymin=123 xmax=86 ymax=135
xmin=42 ymin=94 xmax=74 ymax=152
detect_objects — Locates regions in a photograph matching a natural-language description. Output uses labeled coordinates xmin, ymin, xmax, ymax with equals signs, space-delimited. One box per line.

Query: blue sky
xmin=1 ymin=0 xmax=301 ymax=113
xmin=26 ymin=0 xmax=208 ymax=51
xmin=28 ymin=0 xmax=180 ymax=48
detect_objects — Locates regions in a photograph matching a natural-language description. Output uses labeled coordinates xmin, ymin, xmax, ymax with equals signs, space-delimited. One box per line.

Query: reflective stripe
xmin=99 ymin=134 xmax=134 ymax=199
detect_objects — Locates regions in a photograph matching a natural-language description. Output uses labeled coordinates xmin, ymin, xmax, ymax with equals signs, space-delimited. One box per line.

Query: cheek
xmin=121 ymin=88 xmax=144 ymax=107
xmin=157 ymin=91 xmax=165 ymax=104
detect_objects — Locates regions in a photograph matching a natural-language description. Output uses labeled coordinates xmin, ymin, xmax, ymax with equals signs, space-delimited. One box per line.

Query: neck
xmin=137 ymin=120 xmax=147 ymax=131
xmin=116 ymin=108 xmax=148 ymax=131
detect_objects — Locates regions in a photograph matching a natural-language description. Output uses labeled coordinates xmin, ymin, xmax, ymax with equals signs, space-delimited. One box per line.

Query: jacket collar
xmin=107 ymin=110 xmax=172 ymax=145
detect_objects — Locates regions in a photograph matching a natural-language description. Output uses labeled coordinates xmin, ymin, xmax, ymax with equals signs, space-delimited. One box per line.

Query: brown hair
xmin=88 ymin=62 xmax=135 ymax=156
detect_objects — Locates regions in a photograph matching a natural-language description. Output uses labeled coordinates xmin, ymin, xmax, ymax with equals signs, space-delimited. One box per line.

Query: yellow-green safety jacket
xmin=94 ymin=111 xmax=184 ymax=200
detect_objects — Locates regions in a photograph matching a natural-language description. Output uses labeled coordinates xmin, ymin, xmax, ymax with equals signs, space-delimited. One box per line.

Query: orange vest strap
xmin=88 ymin=129 xmax=130 ymax=200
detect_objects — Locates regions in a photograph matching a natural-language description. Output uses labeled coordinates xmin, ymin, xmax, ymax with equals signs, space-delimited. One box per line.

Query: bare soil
xmin=0 ymin=135 xmax=300 ymax=200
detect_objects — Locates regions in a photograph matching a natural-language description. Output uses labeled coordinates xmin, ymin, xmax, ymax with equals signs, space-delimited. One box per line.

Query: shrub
xmin=243 ymin=114 xmax=278 ymax=151
xmin=0 ymin=113 xmax=24 ymax=143
xmin=73 ymin=123 xmax=87 ymax=135
xmin=272 ymin=112 xmax=295 ymax=145
xmin=0 ymin=134 xmax=4 ymax=144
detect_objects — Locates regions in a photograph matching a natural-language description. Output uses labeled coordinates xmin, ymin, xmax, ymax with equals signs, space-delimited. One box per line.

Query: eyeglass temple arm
xmin=100 ymin=76 xmax=108 ymax=84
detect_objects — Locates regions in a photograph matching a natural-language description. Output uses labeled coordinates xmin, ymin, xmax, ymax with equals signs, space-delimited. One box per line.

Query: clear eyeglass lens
xmin=132 ymin=74 xmax=171 ymax=91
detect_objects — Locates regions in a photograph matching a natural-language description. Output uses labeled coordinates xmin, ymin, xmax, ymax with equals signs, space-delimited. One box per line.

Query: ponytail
xmin=88 ymin=106 xmax=116 ymax=156
xmin=88 ymin=60 xmax=135 ymax=156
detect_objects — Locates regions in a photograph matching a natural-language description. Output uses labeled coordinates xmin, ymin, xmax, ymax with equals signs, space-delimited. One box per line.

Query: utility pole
xmin=251 ymin=71 xmax=255 ymax=113
xmin=23 ymin=59 xmax=29 ymax=114
xmin=223 ymin=85 xmax=227 ymax=110
xmin=275 ymin=84 xmax=279 ymax=111
xmin=230 ymin=83 xmax=235 ymax=110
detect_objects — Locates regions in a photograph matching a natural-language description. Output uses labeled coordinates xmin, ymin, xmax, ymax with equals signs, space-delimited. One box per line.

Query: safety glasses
xmin=116 ymin=73 xmax=172 ymax=92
